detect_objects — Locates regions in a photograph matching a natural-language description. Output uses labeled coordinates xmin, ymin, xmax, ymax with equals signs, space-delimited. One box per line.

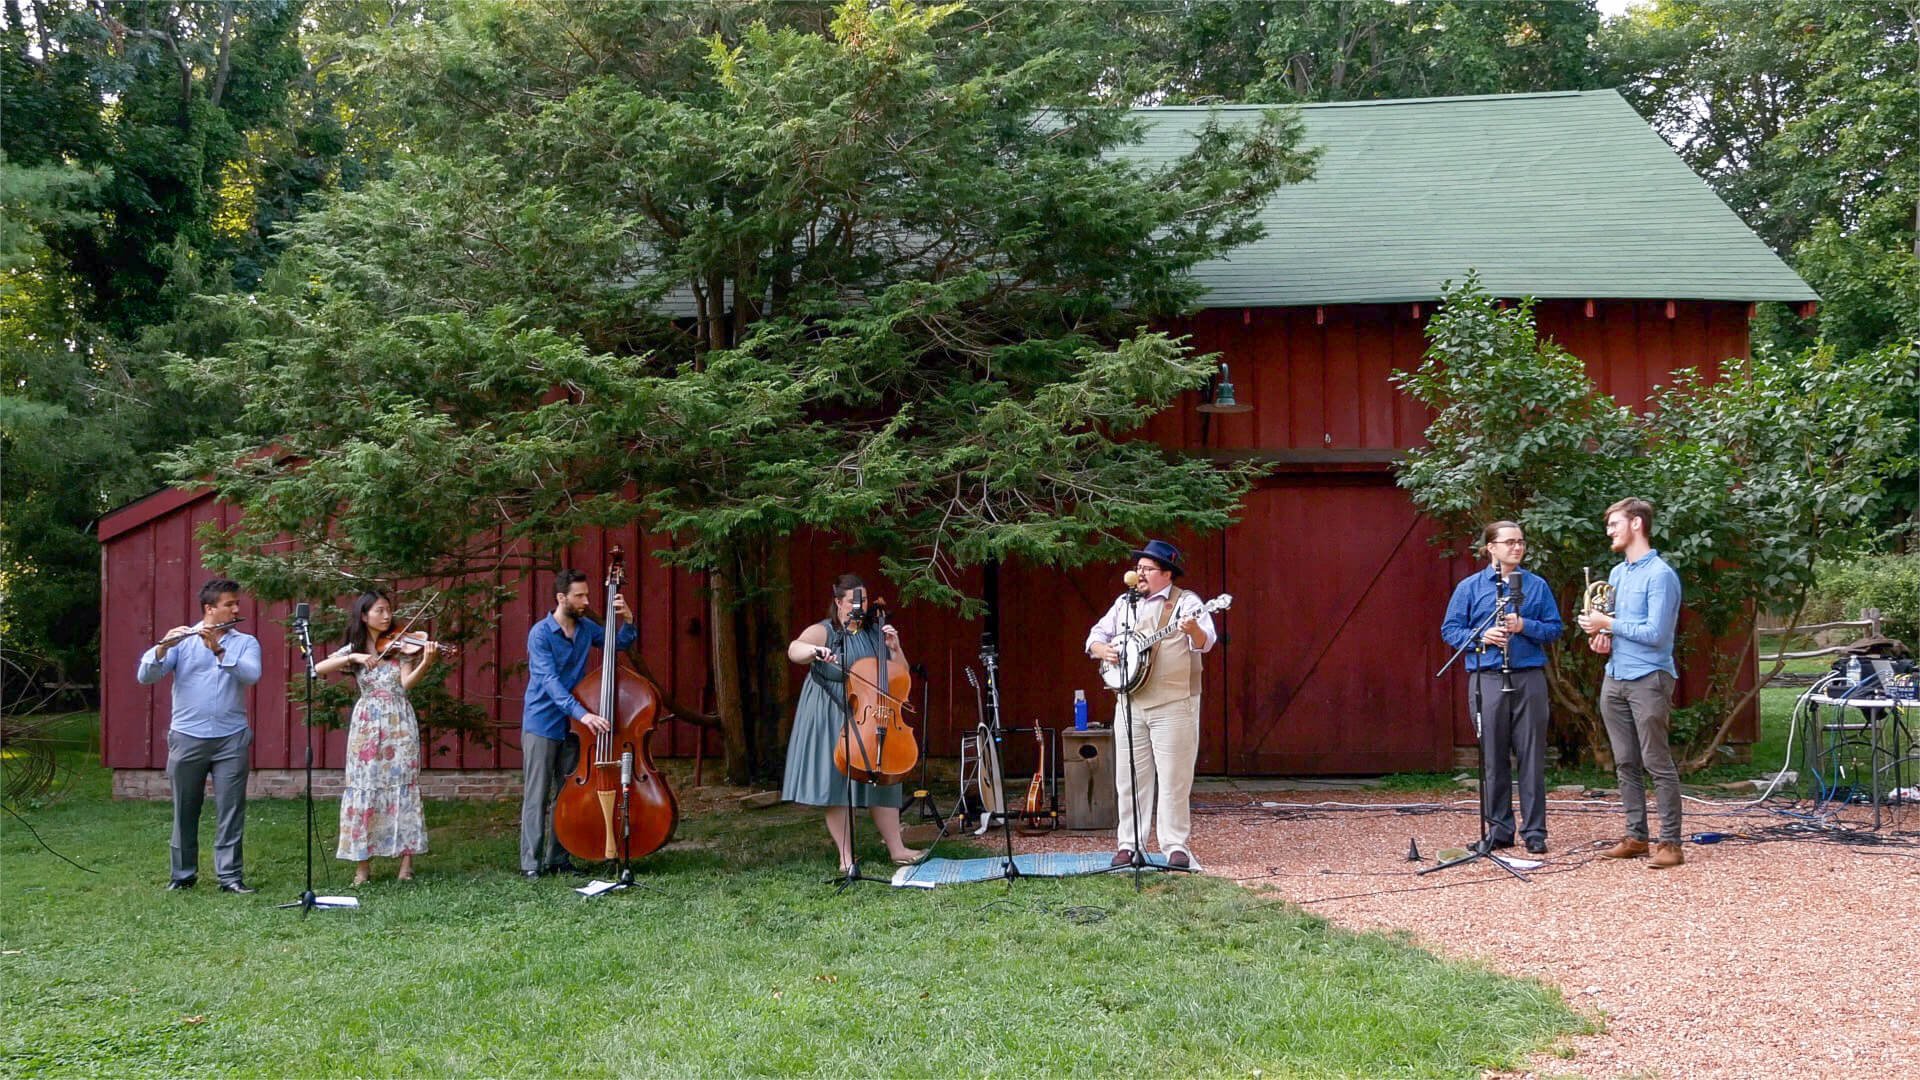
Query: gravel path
xmin=1026 ymin=788 xmax=1920 ymax=1079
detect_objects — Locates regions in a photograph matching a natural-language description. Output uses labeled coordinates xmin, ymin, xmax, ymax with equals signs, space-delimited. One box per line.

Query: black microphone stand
xmin=278 ymin=606 xmax=345 ymax=913
xmin=825 ymin=616 xmax=892 ymax=892
xmin=1094 ymin=584 xmax=1194 ymax=889
xmin=1422 ymin=580 xmax=1528 ymax=881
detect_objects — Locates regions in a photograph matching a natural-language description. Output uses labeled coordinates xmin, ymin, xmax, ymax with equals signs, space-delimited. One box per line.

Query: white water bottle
xmin=1845 ymin=655 xmax=1864 ymax=693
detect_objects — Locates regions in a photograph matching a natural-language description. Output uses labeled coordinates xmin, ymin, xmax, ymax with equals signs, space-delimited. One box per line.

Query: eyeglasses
xmin=1490 ymin=538 xmax=1527 ymax=547
xmin=1135 ymin=564 xmax=1168 ymax=574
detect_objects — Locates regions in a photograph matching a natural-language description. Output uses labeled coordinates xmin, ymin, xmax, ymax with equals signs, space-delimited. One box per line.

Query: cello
xmin=552 ymin=547 xmax=678 ymax=868
xmin=832 ymin=601 xmax=920 ymax=786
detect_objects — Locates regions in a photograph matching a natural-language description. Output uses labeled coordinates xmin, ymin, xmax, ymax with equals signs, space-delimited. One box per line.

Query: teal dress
xmin=781 ymin=620 xmax=904 ymax=808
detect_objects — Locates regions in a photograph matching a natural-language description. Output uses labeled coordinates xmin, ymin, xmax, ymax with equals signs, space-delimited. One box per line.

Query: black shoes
xmin=522 ymin=870 xmax=541 ymax=880
xmin=217 ymin=880 xmax=256 ymax=894
xmin=1525 ymin=838 xmax=1548 ymax=855
xmin=166 ymin=877 xmax=197 ymax=891
xmin=544 ymin=859 xmax=589 ymax=877
xmin=1472 ymin=837 xmax=1515 ymax=855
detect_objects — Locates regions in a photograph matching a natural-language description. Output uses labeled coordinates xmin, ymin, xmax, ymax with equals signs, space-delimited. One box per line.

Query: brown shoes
xmin=1601 ymin=837 xmax=1650 ymax=859
xmin=1649 ymin=841 xmax=1684 ymax=868
xmin=1110 ymin=849 xmax=1134 ymax=867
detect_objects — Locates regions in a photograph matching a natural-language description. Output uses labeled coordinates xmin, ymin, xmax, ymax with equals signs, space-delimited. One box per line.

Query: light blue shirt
xmin=1605 ymin=549 xmax=1682 ymax=681
xmin=136 ymin=630 xmax=263 ymax=739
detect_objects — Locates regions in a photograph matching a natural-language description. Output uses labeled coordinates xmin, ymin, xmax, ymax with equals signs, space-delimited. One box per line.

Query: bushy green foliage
xmin=167 ymin=0 xmax=1316 ymax=780
xmin=1801 ymin=553 xmax=1920 ymax=648
xmin=1396 ymin=278 xmax=1917 ymax=767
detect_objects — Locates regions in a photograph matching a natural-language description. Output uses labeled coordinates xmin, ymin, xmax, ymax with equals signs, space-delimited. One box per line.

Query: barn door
xmin=1223 ymin=478 xmax=1457 ymax=774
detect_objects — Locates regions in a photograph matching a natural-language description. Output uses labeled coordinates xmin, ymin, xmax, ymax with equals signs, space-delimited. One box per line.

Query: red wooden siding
xmin=99 ymin=300 xmax=1758 ymax=776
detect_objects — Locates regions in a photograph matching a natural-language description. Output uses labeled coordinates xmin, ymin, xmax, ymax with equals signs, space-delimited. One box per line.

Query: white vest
xmin=1128 ymin=586 xmax=1203 ymax=710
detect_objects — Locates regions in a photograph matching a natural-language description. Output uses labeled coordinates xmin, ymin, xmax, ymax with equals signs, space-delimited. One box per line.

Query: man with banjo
xmin=1084 ymin=540 xmax=1228 ymax=870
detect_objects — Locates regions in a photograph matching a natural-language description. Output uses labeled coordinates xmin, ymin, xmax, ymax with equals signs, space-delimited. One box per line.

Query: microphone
xmin=1123 ymin=570 xmax=1142 ymax=591
xmin=620 ymin=750 xmax=634 ymax=788
xmin=291 ymin=602 xmax=316 ymax=679
xmin=1505 ymin=571 xmax=1525 ymax=610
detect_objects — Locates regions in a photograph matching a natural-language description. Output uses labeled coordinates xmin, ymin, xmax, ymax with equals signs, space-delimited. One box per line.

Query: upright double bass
xmin=552 ymin=548 xmax=678 ymax=866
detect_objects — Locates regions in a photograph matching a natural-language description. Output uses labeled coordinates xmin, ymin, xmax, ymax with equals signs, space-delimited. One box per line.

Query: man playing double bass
xmin=518 ymin=569 xmax=635 ymax=879
xmin=1085 ymin=540 xmax=1217 ymax=870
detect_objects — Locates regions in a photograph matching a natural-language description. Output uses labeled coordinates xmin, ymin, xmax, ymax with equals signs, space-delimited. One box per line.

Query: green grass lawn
xmin=2 ymin=715 xmax=1586 ymax=1078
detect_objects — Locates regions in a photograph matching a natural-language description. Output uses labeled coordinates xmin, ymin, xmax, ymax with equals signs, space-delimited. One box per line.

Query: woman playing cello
xmin=781 ymin=574 xmax=923 ymax=873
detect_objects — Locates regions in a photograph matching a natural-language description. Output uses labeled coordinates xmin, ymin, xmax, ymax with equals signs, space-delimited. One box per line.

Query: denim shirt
xmin=522 ymin=614 xmax=639 ymax=740
xmin=1440 ymin=566 xmax=1563 ymax=671
xmin=1605 ymin=549 xmax=1682 ymax=681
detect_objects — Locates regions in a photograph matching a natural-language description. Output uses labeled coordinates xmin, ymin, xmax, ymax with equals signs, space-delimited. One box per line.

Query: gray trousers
xmin=166 ymin=727 xmax=252 ymax=884
xmin=1600 ymin=671 xmax=1683 ymax=843
xmin=1472 ymin=667 xmax=1548 ymax=843
xmin=519 ymin=732 xmax=578 ymax=872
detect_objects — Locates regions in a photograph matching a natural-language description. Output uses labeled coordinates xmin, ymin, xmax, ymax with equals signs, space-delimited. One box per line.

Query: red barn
xmin=98 ymin=90 xmax=1814 ymax=794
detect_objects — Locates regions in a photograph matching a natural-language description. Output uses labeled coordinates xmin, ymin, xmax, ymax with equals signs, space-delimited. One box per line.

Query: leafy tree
xmin=1130 ymin=1 xmax=1602 ymax=105
xmin=1604 ymin=1 xmax=1919 ymax=538
xmin=1397 ymin=279 xmax=1916 ymax=768
xmin=1 ymin=0 xmax=398 ymax=699
xmin=167 ymin=0 xmax=1314 ymax=782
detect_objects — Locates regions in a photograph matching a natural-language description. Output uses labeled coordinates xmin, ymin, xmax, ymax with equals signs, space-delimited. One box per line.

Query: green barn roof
xmin=1134 ymin=90 xmax=1817 ymax=307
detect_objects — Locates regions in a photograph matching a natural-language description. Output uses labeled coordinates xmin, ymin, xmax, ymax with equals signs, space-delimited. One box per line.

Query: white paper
xmin=575 ymin=879 xmax=622 ymax=897
xmin=313 ymin=895 xmax=360 ymax=908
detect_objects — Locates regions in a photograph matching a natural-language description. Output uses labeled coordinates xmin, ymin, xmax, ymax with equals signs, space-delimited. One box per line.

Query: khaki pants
xmin=1112 ymin=695 xmax=1199 ymax=856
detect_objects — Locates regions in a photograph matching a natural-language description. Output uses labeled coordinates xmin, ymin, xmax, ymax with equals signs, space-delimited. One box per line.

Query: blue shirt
xmin=522 ymin=613 xmax=639 ymax=740
xmin=1605 ymin=549 xmax=1682 ymax=681
xmin=1441 ymin=566 xmax=1563 ymax=672
xmin=136 ymin=630 xmax=263 ymax=739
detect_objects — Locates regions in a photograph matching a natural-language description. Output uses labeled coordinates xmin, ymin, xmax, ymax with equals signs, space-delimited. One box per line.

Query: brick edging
xmin=112 ymin=769 xmax=523 ymax=801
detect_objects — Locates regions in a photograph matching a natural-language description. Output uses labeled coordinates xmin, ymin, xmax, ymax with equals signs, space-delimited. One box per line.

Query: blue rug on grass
xmin=890 ymin=852 xmax=1177 ymax=888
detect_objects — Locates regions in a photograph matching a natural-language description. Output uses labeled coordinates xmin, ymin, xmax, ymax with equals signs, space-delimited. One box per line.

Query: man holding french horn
xmin=1440 ymin=521 xmax=1562 ymax=855
xmin=1577 ymin=497 xmax=1686 ymax=869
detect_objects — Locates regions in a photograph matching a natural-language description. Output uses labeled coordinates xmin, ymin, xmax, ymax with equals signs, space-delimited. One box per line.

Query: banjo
xmin=1098 ymin=593 xmax=1233 ymax=693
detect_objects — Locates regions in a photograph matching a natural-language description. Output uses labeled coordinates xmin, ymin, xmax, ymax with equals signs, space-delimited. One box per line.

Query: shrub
xmin=1803 ymin=553 xmax=1920 ymax=648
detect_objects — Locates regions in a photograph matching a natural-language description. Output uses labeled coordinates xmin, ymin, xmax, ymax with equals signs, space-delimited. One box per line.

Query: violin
xmin=833 ymin=601 xmax=920 ymax=785
xmin=374 ymin=630 xmax=459 ymax=660
xmin=552 ymin=546 xmax=677 ymax=866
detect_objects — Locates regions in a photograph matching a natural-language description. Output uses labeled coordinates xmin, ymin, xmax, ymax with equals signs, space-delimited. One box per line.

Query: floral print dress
xmin=333 ymin=648 xmax=428 ymax=860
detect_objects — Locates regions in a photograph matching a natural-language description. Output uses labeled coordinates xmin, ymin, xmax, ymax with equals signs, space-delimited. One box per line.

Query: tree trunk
xmin=710 ymin=564 xmax=749 ymax=783
xmin=709 ymin=536 xmax=796 ymax=785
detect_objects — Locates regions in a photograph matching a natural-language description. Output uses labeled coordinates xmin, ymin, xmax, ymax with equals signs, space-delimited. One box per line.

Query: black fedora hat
xmin=1129 ymin=539 xmax=1184 ymax=577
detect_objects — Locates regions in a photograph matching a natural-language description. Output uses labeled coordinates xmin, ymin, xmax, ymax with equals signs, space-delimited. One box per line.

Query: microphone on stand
xmin=1122 ymin=570 xmax=1142 ymax=608
xmin=292 ymin=602 xmax=316 ymax=680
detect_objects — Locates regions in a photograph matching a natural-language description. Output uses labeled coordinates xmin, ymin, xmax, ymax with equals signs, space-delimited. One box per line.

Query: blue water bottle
xmin=1073 ymin=689 xmax=1088 ymax=731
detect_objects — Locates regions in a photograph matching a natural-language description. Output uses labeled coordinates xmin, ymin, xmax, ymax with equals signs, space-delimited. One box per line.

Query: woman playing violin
xmin=780 ymin=574 xmax=923 ymax=872
xmin=315 ymin=590 xmax=436 ymax=885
